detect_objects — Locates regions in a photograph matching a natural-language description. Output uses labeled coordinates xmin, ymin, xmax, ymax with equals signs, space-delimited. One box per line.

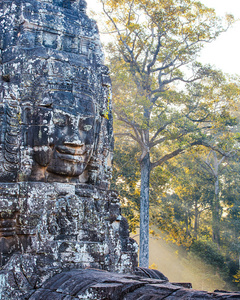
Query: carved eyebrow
xmin=39 ymin=97 xmax=53 ymax=108
xmin=39 ymin=103 xmax=53 ymax=108
xmin=79 ymin=116 xmax=95 ymax=120
xmin=53 ymin=110 xmax=75 ymax=118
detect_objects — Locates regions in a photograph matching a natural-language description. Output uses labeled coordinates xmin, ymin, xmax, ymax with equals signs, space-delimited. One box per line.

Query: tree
xmin=198 ymin=150 xmax=233 ymax=246
xmin=221 ymin=157 xmax=240 ymax=277
xmin=161 ymin=146 xmax=238 ymax=246
xmin=110 ymin=138 xmax=141 ymax=232
xmin=169 ymin=152 xmax=214 ymax=242
xmin=100 ymin=0 xmax=235 ymax=267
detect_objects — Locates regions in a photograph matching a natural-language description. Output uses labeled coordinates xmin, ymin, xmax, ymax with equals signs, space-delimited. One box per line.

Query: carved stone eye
xmin=83 ymin=125 xmax=92 ymax=131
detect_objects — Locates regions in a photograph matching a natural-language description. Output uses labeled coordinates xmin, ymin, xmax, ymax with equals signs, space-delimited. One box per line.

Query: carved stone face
xmin=0 ymin=0 xmax=112 ymax=184
xmin=32 ymin=96 xmax=96 ymax=179
xmin=47 ymin=111 xmax=95 ymax=177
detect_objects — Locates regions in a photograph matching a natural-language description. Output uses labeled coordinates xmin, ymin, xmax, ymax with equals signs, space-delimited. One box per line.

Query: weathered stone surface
xmin=0 ymin=183 xmax=138 ymax=297
xmin=134 ymin=266 xmax=169 ymax=281
xmin=27 ymin=269 xmax=240 ymax=300
xmin=0 ymin=1 xmax=137 ymax=298
xmin=0 ymin=183 xmax=137 ymax=267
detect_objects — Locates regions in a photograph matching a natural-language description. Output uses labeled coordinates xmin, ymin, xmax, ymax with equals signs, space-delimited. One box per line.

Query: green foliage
xmin=101 ymin=0 xmax=240 ymax=272
xmin=111 ymin=139 xmax=141 ymax=232
xmin=189 ymin=239 xmax=237 ymax=285
xmin=111 ymin=138 xmax=172 ymax=232
xmin=190 ymin=239 xmax=226 ymax=270
xmin=140 ymin=150 xmax=240 ymax=287
xmin=233 ymin=271 xmax=240 ymax=288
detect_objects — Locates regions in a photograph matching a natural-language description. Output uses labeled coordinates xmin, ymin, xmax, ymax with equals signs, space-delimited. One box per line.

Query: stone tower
xmin=0 ymin=1 xmax=137 ymax=298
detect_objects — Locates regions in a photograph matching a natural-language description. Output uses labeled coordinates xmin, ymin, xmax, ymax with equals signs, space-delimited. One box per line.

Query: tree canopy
xmin=100 ymin=0 xmax=238 ymax=267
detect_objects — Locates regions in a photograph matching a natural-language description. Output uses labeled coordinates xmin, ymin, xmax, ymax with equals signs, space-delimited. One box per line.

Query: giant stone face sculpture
xmin=0 ymin=0 xmax=112 ymax=186
xmin=0 ymin=1 xmax=137 ymax=297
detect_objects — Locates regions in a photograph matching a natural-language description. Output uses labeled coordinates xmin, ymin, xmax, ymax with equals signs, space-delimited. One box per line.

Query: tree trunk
xmin=185 ymin=209 xmax=189 ymax=236
xmin=212 ymin=176 xmax=221 ymax=246
xmin=204 ymin=152 xmax=224 ymax=247
xmin=212 ymin=203 xmax=221 ymax=246
xmin=194 ymin=199 xmax=199 ymax=239
xmin=139 ymin=152 xmax=150 ymax=268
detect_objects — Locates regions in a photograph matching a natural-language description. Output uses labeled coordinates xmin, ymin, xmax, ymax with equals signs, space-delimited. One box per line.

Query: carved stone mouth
xmin=56 ymin=145 xmax=86 ymax=156
xmin=56 ymin=152 xmax=85 ymax=162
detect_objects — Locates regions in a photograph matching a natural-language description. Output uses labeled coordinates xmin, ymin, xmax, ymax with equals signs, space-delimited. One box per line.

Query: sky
xmin=86 ymin=0 xmax=240 ymax=75
xmin=199 ymin=0 xmax=240 ymax=75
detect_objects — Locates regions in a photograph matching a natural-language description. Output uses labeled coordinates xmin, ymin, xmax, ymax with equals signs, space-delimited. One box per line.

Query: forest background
xmin=87 ymin=0 xmax=240 ymax=291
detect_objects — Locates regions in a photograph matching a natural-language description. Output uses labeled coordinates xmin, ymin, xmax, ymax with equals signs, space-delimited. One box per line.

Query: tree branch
xmin=149 ymin=123 xmax=170 ymax=146
xmin=150 ymin=147 xmax=185 ymax=170
xmin=114 ymin=132 xmax=139 ymax=143
xmin=147 ymin=32 xmax=162 ymax=72
xmin=150 ymin=140 xmax=234 ymax=170
xmin=114 ymin=111 xmax=145 ymax=148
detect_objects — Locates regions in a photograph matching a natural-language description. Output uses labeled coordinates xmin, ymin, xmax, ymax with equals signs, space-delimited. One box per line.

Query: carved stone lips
xmin=56 ymin=145 xmax=87 ymax=162
xmin=57 ymin=153 xmax=85 ymax=162
xmin=56 ymin=145 xmax=86 ymax=155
